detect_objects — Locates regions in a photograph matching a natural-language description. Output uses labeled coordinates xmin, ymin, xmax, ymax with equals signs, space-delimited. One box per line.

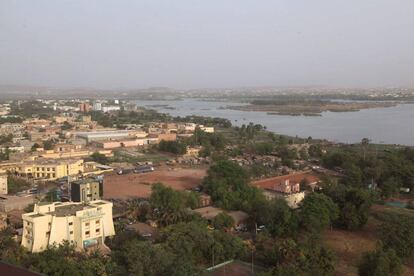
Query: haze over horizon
xmin=1 ymin=0 xmax=414 ymax=90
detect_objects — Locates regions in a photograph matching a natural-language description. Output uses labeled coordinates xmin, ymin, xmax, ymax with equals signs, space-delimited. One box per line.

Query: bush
xmin=358 ymin=247 xmax=402 ymax=276
xmin=158 ymin=140 xmax=187 ymax=155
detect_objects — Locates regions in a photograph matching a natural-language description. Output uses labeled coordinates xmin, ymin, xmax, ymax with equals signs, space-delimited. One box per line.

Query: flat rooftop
xmin=49 ymin=203 xmax=93 ymax=217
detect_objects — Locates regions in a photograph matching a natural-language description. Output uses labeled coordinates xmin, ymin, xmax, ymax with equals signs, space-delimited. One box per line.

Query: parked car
xmin=134 ymin=165 xmax=155 ymax=174
xmin=116 ymin=168 xmax=132 ymax=175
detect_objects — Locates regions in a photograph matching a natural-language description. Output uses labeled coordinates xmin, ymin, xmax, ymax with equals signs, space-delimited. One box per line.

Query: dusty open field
xmin=324 ymin=205 xmax=414 ymax=276
xmin=103 ymin=166 xmax=207 ymax=199
xmin=323 ymin=218 xmax=378 ymax=276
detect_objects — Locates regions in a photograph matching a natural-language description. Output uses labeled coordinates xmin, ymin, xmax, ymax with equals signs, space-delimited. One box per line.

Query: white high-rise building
xmin=93 ymin=102 xmax=102 ymax=111
xmin=21 ymin=200 xmax=115 ymax=252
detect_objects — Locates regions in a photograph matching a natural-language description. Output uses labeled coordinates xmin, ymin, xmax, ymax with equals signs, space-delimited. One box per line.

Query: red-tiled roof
xmin=252 ymin=172 xmax=320 ymax=191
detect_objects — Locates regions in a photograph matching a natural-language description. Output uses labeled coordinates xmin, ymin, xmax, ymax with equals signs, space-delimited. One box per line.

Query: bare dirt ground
xmin=324 ymin=205 xmax=414 ymax=276
xmin=103 ymin=166 xmax=207 ymax=200
xmin=323 ymin=218 xmax=378 ymax=276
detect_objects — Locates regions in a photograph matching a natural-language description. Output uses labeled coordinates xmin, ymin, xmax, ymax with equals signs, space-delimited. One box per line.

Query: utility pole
xmin=251 ymin=247 xmax=254 ymax=276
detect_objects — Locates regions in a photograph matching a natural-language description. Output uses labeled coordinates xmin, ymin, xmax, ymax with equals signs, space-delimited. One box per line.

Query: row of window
xmin=36 ymin=167 xmax=56 ymax=172
xmin=84 ymin=220 xmax=100 ymax=227
xmin=85 ymin=228 xmax=100 ymax=238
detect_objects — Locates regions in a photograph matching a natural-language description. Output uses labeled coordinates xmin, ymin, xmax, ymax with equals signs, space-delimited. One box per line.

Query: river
xmin=134 ymin=99 xmax=414 ymax=146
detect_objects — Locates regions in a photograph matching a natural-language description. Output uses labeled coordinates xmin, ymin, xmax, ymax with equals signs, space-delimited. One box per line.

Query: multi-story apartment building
xmin=70 ymin=178 xmax=102 ymax=202
xmin=16 ymin=159 xmax=84 ymax=180
xmin=21 ymin=200 xmax=115 ymax=252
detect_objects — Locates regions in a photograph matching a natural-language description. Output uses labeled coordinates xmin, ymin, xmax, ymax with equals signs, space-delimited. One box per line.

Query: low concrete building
xmin=198 ymin=193 xmax=212 ymax=207
xmin=193 ymin=206 xmax=249 ymax=228
xmin=0 ymin=174 xmax=7 ymax=194
xmin=21 ymin=200 xmax=115 ymax=253
xmin=199 ymin=125 xmax=215 ymax=133
xmin=185 ymin=146 xmax=201 ymax=157
xmin=16 ymin=159 xmax=84 ymax=180
xmin=92 ymin=138 xmax=153 ymax=149
xmin=149 ymin=133 xmax=177 ymax=142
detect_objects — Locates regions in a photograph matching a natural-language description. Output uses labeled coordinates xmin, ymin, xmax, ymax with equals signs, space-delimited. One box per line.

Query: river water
xmin=134 ymin=99 xmax=414 ymax=146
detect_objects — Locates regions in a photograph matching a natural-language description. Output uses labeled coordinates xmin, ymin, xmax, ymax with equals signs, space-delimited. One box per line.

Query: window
xmin=69 ymin=222 xmax=73 ymax=226
xmin=85 ymin=231 xmax=90 ymax=237
xmin=96 ymin=228 xmax=100 ymax=234
xmin=70 ymin=231 xmax=73 ymax=234
xmin=85 ymin=222 xmax=90 ymax=226
xmin=95 ymin=220 xmax=100 ymax=224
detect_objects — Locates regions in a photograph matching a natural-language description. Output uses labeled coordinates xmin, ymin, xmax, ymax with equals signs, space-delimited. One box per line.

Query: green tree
xmin=380 ymin=214 xmax=414 ymax=258
xmin=212 ymin=212 xmax=235 ymax=230
xmin=379 ymin=177 xmax=401 ymax=199
xmin=61 ymin=121 xmax=73 ymax=130
xmin=111 ymin=239 xmax=173 ymax=276
xmin=309 ymin=144 xmax=323 ymax=158
xmin=0 ymin=134 xmax=13 ymax=144
xmin=89 ymin=152 xmax=109 ymax=165
xmin=43 ymin=140 xmax=54 ymax=150
xmin=358 ymin=246 xmax=402 ymax=276
xmin=158 ymin=140 xmax=187 ymax=155
xmin=256 ymin=199 xmax=298 ymax=237
xmin=31 ymin=143 xmax=41 ymax=152
xmin=7 ymin=175 xmax=32 ymax=194
xmin=300 ymin=193 xmax=339 ymax=232
xmin=202 ymin=160 xmax=262 ymax=210
xmin=323 ymin=184 xmax=372 ymax=230
xmin=161 ymin=221 xmax=245 ymax=266
xmin=257 ymin=237 xmax=335 ymax=276
xmin=150 ymin=183 xmax=190 ymax=226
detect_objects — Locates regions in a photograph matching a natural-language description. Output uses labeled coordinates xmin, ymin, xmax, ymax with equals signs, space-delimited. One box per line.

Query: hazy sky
xmin=1 ymin=0 xmax=414 ymax=89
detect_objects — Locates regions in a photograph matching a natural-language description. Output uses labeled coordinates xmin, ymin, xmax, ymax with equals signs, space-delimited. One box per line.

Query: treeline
xmin=157 ymin=128 xmax=227 ymax=156
xmin=322 ymin=145 xmax=414 ymax=198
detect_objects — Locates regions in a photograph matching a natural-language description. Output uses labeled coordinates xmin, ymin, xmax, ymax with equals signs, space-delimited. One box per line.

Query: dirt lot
xmin=324 ymin=205 xmax=414 ymax=276
xmin=103 ymin=166 xmax=207 ymax=200
xmin=323 ymin=218 xmax=378 ymax=276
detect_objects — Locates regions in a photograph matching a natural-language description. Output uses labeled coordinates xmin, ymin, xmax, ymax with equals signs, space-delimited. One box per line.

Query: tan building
xmin=193 ymin=206 xmax=249 ymax=228
xmin=17 ymin=159 xmax=84 ymax=180
xmin=199 ymin=125 xmax=215 ymax=133
xmin=78 ymin=103 xmax=91 ymax=113
xmin=252 ymin=172 xmax=320 ymax=209
xmin=185 ymin=146 xmax=201 ymax=157
xmin=22 ymin=200 xmax=115 ymax=253
xmin=0 ymin=174 xmax=7 ymax=194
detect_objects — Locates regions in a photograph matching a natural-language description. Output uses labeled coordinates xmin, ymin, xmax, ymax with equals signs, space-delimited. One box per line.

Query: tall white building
xmin=93 ymin=102 xmax=102 ymax=111
xmin=21 ymin=200 xmax=115 ymax=252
